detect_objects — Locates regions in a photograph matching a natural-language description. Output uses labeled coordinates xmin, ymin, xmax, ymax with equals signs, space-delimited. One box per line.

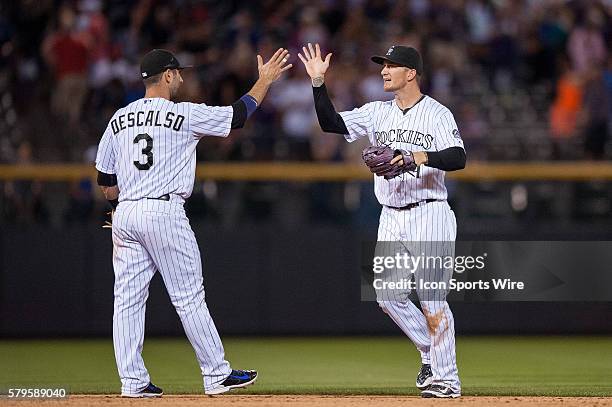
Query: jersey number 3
xmin=133 ymin=133 xmax=153 ymax=170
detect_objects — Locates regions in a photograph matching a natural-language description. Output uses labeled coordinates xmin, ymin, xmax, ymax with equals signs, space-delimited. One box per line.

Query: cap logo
xmin=386 ymin=47 xmax=394 ymax=56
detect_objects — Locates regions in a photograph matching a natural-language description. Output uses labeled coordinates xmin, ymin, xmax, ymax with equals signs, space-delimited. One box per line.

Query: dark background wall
xmin=1 ymin=222 xmax=611 ymax=337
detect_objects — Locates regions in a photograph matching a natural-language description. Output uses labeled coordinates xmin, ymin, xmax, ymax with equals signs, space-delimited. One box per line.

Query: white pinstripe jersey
xmin=339 ymin=96 xmax=464 ymax=207
xmin=95 ymin=97 xmax=232 ymax=201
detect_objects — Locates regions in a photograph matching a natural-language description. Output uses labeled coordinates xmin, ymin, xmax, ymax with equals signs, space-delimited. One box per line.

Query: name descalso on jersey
xmin=95 ymin=97 xmax=233 ymax=201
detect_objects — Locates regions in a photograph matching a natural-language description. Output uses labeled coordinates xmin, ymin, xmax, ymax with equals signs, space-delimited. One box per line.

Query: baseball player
xmin=298 ymin=43 xmax=466 ymax=398
xmin=95 ymin=48 xmax=292 ymax=397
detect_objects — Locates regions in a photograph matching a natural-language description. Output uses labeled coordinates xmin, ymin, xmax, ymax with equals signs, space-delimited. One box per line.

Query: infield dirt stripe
xmin=2 ymin=396 xmax=612 ymax=407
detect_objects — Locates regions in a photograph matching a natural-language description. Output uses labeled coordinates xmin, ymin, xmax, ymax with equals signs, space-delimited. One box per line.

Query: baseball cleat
xmin=121 ymin=382 xmax=163 ymax=398
xmin=206 ymin=369 xmax=258 ymax=395
xmin=415 ymin=363 xmax=433 ymax=390
xmin=421 ymin=384 xmax=461 ymax=398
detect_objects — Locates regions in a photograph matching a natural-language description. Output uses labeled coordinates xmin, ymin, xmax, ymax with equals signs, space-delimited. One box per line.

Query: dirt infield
xmin=2 ymin=395 xmax=612 ymax=407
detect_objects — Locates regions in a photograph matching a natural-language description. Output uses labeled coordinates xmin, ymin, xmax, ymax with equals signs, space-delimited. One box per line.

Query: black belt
xmin=146 ymin=194 xmax=170 ymax=201
xmin=386 ymin=199 xmax=441 ymax=210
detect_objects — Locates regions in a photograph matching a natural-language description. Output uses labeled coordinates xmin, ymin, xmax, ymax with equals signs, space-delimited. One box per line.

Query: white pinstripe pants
xmin=376 ymin=201 xmax=460 ymax=391
xmin=111 ymin=198 xmax=231 ymax=394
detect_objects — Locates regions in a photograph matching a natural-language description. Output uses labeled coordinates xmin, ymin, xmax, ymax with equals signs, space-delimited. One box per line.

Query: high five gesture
xmin=298 ymin=43 xmax=332 ymax=84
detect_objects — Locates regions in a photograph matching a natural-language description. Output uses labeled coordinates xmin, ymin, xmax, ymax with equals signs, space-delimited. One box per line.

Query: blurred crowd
xmin=1 ymin=0 xmax=611 ymax=163
xmin=0 ymin=0 xmax=611 ymax=224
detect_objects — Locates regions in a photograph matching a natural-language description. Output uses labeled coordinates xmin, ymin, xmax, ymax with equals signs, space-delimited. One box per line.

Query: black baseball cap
xmin=140 ymin=49 xmax=192 ymax=79
xmin=371 ymin=46 xmax=423 ymax=75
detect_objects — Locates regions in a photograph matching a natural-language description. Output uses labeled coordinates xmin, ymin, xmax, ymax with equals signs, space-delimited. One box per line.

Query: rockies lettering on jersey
xmin=375 ymin=129 xmax=434 ymax=149
xmin=339 ymin=95 xmax=464 ymax=207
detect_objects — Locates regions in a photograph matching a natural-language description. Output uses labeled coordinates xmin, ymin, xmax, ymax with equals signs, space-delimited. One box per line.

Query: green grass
xmin=1 ymin=336 xmax=611 ymax=396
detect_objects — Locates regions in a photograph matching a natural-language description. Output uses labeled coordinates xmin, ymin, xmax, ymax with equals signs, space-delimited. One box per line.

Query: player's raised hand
xmin=298 ymin=43 xmax=332 ymax=79
xmin=257 ymin=48 xmax=292 ymax=84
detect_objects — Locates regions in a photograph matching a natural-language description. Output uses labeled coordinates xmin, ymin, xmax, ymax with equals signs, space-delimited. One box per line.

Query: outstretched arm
xmin=231 ymin=48 xmax=293 ymax=129
xmin=312 ymin=84 xmax=349 ymax=134
xmin=250 ymin=48 xmax=293 ymax=103
xmin=298 ymin=43 xmax=349 ymax=134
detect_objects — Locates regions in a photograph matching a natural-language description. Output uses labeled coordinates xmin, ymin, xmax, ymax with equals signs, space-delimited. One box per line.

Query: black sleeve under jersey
xmin=97 ymin=171 xmax=118 ymax=208
xmin=312 ymin=84 xmax=349 ymax=134
xmin=425 ymin=147 xmax=466 ymax=171
xmin=230 ymin=99 xmax=247 ymax=129
xmin=97 ymin=171 xmax=117 ymax=186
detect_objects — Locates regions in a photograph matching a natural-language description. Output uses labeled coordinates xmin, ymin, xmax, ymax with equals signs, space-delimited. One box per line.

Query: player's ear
xmin=164 ymin=69 xmax=173 ymax=84
xmin=408 ymin=68 xmax=417 ymax=81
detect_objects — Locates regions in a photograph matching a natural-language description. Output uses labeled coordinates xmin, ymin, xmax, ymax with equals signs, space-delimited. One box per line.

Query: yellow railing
xmin=0 ymin=162 xmax=611 ymax=181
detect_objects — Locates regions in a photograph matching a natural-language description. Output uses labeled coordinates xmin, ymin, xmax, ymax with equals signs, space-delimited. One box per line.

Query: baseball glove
xmin=362 ymin=145 xmax=417 ymax=179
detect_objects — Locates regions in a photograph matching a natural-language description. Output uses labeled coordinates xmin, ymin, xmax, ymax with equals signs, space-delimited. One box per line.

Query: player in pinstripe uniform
xmin=299 ymin=44 xmax=465 ymax=398
xmin=95 ymin=48 xmax=292 ymax=397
